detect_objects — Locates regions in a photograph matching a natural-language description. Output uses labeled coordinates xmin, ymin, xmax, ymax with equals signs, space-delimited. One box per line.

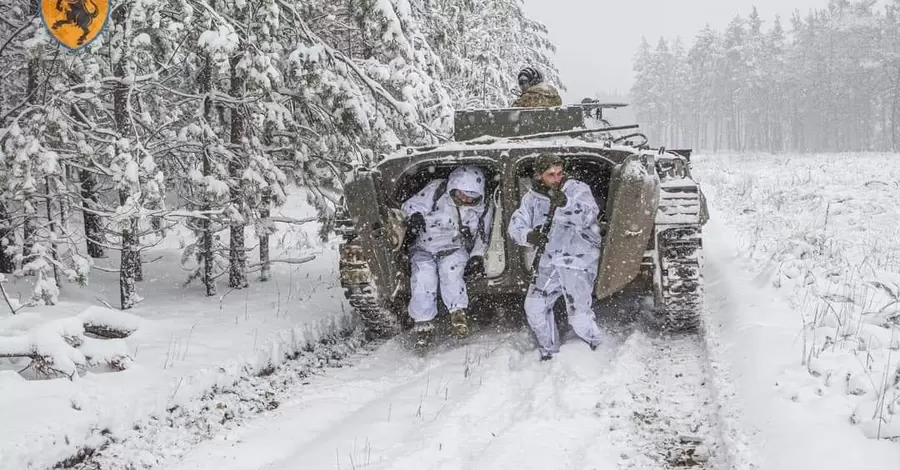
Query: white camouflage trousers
xmin=524 ymin=266 xmax=603 ymax=355
xmin=408 ymin=248 xmax=470 ymax=323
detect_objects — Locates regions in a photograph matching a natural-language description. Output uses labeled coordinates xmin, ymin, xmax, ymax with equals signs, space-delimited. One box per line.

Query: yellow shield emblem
xmin=41 ymin=0 xmax=111 ymax=51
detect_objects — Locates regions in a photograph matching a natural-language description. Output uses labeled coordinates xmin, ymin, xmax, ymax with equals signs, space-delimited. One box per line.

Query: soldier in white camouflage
xmin=508 ymin=153 xmax=604 ymax=361
xmin=401 ymin=166 xmax=494 ymax=349
xmin=512 ymin=66 xmax=562 ymax=108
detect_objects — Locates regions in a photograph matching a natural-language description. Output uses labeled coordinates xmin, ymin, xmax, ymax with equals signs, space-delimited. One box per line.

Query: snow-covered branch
xmin=248 ymin=256 xmax=316 ymax=268
xmin=267 ymin=216 xmax=317 ymax=225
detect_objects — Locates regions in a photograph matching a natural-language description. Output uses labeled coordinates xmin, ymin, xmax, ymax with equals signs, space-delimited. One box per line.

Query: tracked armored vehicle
xmin=335 ymin=103 xmax=709 ymax=340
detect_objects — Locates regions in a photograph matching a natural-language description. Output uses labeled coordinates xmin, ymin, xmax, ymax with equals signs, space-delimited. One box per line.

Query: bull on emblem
xmin=40 ymin=0 xmax=111 ymax=51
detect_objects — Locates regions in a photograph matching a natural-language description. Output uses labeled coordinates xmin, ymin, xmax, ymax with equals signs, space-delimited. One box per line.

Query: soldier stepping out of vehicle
xmin=400 ymin=166 xmax=494 ymax=349
xmin=508 ymin=153 xmax=605 ymax=361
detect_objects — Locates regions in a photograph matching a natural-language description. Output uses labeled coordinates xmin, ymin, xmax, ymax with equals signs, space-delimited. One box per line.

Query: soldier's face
xmin=539 ymin=164 xmax=564 ymax=188
xmin=518 ymin=76 xmax=529 ymax=91
xmin=451 ymin=189 xmax=480 ymax=206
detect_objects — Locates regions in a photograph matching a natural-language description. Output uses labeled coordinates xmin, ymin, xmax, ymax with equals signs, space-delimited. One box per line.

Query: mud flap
xmin=594 ymin=155 xmax=660 ymax=300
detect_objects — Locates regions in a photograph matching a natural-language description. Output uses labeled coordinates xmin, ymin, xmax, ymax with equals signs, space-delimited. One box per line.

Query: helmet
xmin=517 ymin=66 xmax=543 ymax=90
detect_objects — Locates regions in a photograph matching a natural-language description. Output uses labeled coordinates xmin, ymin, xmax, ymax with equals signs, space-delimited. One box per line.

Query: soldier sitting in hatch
xmin=400 ymin=166 xmax=494 ymax=349
xmin=512 ymin=66 xmax=562 ymax=108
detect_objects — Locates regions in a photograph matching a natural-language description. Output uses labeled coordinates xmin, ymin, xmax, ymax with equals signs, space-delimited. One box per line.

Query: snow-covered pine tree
xmin=178 ymin=45 xmax=230 ymax=296
xmin=109 ymin=1 xmax=142 ymax=308
xmin=19 ymin=0 xmax=42 ymax=269
xmin=2 ymin=122 xmax=68 ymax=305
xmin=169 ymin=0 xmax=240 ymax=295
xmin=0 ymin=0 xmax=566 ymax=308
xmin=685 ymin=25 xmax=724 ymax=150
xmin=631 ymin=3 xmax=900 ymax=152
xmin=74 ymin=0 xmax=174 ymax=308
xmin=236 ymin=0 xmax=289 ymax=283
xmin=226 ymin=6 xmax=250 ymax=290
xmin=0 ymin=1 xmax=96 ymax=304
xmin=0 ymin=0 xmax=22 ymax=273
xmin=410 ymin=0 xmax=563 ymax=109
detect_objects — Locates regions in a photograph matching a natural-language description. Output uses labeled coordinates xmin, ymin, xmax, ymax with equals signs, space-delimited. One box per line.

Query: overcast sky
xmin=522 ymin=0 xmax=835 ymax=101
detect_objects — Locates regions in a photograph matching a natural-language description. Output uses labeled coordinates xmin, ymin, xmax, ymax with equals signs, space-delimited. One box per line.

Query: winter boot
xmin=540 ymin=352 xmax=553 ymax=361
xmin=450 ymin=309 xmax=469 ymax=338
xmin=414 ymin=321 xmax=435 ymax=349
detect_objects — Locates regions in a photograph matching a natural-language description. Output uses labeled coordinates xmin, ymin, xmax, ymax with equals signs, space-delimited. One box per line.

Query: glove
xmin=463 ymin=256 xmax=485 ymax=280
xmin=548 ymin=188 xmax=567 ymax=208
xmin=526 ymin=227 xmax=548 ymax=247
xmin=407 ymin=212 xmax=426 ymax=237
xmin=401 ymin=212 xmax=426 ymax=254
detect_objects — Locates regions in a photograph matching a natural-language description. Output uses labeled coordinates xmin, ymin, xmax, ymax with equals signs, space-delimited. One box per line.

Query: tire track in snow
xmin=171 ymin=315 xmax=727 ymax=470
xmin=594 ymin=329 xmax=722 ymax=469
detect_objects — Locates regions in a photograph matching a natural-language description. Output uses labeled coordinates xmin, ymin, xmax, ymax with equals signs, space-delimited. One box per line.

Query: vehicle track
xmin=595 ymin=327 xmax=723 ymax=469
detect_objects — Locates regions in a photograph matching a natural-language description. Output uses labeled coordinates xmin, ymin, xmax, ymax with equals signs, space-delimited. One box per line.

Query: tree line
xmin=0 ymin=0 xmax=561 ymax=310
xmin=630 ymin=0 xmax=900 ymax=153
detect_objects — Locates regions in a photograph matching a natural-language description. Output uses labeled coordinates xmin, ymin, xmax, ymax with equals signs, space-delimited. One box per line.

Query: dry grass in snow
xmin=695 ymin=152 xmax=900 ymax=441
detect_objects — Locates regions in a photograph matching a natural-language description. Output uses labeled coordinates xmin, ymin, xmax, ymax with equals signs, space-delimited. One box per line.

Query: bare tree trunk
xmin=0 ymin=202 xmax=13 ymax=273
xmin=68 ymin=73 xmax=106 ymax=259
xmin=713 ymin=118 xmax=719 ymax=152
xmin=59 ymin=164 xmax=71 ymax=234
xmin=118 ymin=186 xmax=138 ymax=310
xmin=228 ymin=52 xmax=248 ymax=289
xmin=892 ymin=67 xmax=900 ymax=151
xmin=196 ymin=54 xmax=217 ymax=296
xmin=113 ymin=5 xmax=138 ymax=309
xmin=80 ymin=170 xmax=106 ymax=258
xmin=44 ymin=177 xmax=60 ymax=287
xmin=201 ymin=152 xmax=216 ymax=296
xmin=882 ymin=92 xmax=890 ymax=151
xmin=133 ymin=235 xmax=143 ymax=282
xmin=259 ymin=189 xmax=271 ymax=282
xmin=0 ymin=74 xmax=10 ymax=273
xmin=22 ymin=1 xmax=40 ymax=267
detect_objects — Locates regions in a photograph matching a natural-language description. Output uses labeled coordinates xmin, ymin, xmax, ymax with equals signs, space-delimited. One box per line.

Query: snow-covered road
xmin=11 ymin=154 xmax=900 ymax=470
xmin=171 ymin=307 xmax=723 ymax=470
xmin=131 ymin=208 xmax=900 ymax=470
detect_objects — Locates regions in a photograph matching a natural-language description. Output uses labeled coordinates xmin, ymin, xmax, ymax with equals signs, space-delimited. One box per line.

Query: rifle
xmin=530 ymin=187 xmax=563 ymax=285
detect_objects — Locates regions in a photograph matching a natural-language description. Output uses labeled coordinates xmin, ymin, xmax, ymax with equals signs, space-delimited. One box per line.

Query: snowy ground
xmin=163 ymin=152 xmax=900 ymax=470
xmin=0 ymin=187 xmax=364 ymax=469
xmin=169 ymin=313 xmax=722 ymax=470
xmin=694 ymin=152 xmax=900 ymax=469
xmin=4 ymin=154 xmax=900 ymax=470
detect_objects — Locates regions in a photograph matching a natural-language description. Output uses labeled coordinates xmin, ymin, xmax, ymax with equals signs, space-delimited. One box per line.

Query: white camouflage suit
xmin=508 ymin=179 xmax=604 ymax=355
xmin=402 ymin=166 xmax=494 ymax=324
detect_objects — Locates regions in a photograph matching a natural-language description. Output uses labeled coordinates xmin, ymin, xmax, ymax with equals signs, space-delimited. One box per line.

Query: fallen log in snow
xmin=78 ymin=306 xmax=142 ymax=339
xmin=0 ymin=308 xmax=142 ymax=379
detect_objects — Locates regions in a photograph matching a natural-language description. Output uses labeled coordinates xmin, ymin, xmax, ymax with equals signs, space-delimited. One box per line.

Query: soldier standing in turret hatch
xmin=512 ymin=66 xmax=563 ymax=108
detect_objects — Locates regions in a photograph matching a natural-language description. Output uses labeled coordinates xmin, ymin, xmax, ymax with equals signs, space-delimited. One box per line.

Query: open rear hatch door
xmin=594 ymin=154 xmax=660 ymax=300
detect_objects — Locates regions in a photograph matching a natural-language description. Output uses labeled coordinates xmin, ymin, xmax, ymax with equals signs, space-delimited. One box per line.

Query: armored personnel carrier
xmin=334 ymin=103 xmax=709 ymax=340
